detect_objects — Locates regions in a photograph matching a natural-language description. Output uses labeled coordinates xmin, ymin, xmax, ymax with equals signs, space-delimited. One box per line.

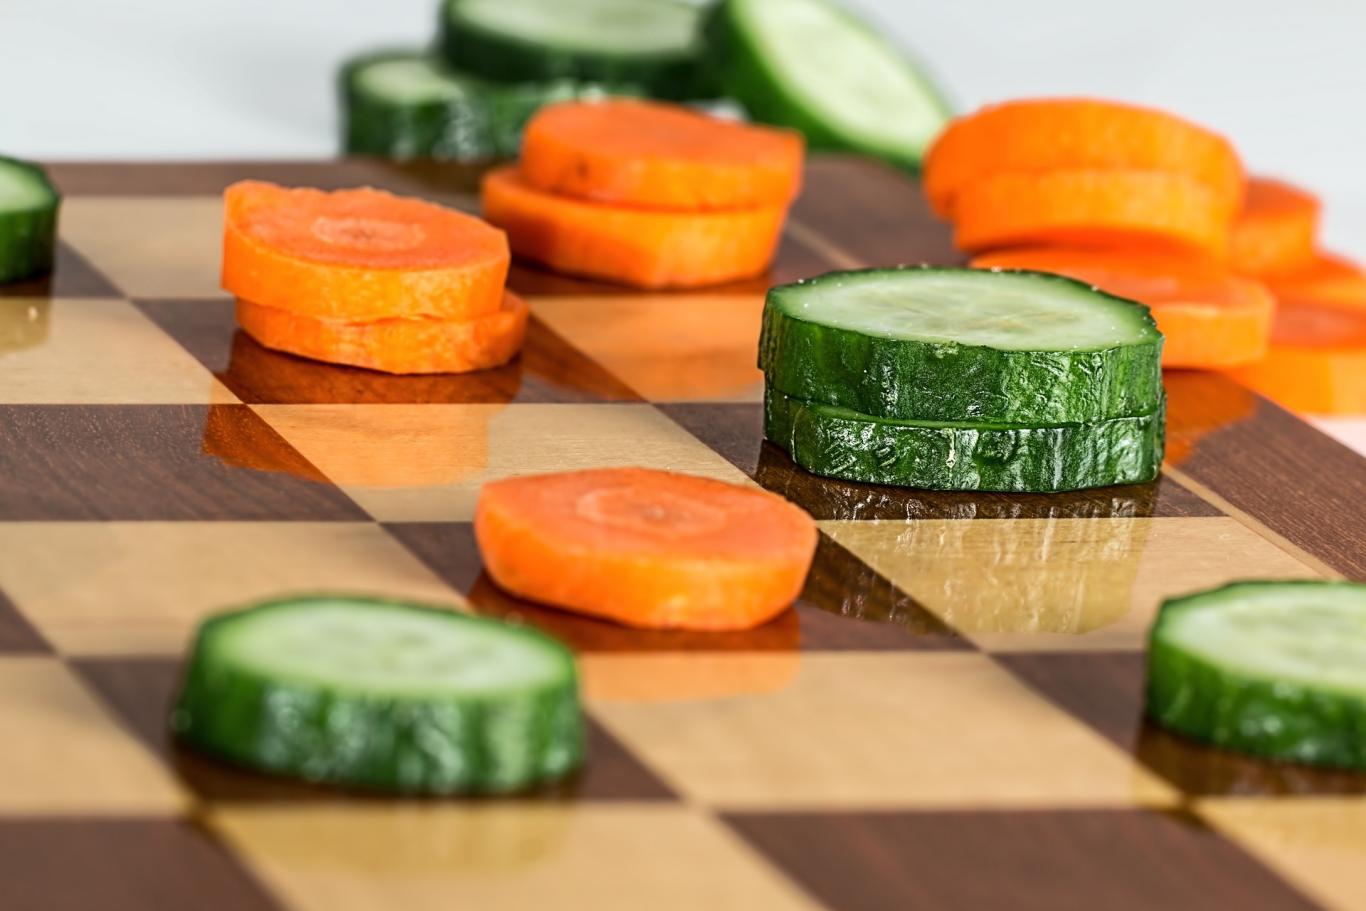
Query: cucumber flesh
xmin=342 ymin=50 xmax=623 ymax=160
xmin=354 ymin=56 xmax=472 ymax=105
xmin=1148 ymin=580 xmax=1366 ymax=769
xmin=710 ymin=0 xmax=950 ymax=168
xmin=441 ymin=0 xmax=704 ymax=97
xmin=173 ymin=596 xmax=584 ymax=793
xmin=761 ymin=267 xmax=1165 ymax=425
xmin=0 ymin=157 xmax=59 ymax=284
xmin=452 ymin=0 xmax=699 ymax=55
xmin=765 ymin=385 xmax=1164 ymax=492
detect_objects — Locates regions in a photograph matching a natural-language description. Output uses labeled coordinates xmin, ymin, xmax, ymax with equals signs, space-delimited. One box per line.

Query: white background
xmin=4 ymin=0 xmax=1364 ymax=253
xmin=3 ymin=0 xmax=1363 ymax=446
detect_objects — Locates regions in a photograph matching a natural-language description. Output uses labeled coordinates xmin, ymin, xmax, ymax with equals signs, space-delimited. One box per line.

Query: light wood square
xmin=0 ymin=523 xmax=461 ymax=655
xmin=256 ymin=403 xmax=754 ymax=522
xmin=0 ymin=298 xmax=233 ymax=403
xmin=823 ymin=517 xmax=1324 ymax=651
xmin=0 ymin=657 xmax=186 ymax=814
xmin=211 ymin=804 xmax=818 ymax=911
xmin=60 ymin=196 xmax=224 ymax=298
xmin=530 ymin=295 xmax=765 ymax=402
xmin=589 ymin=652 xmax=1175 ymax=809
xmin=1200 ymin=799 xmax=1366 ymax=911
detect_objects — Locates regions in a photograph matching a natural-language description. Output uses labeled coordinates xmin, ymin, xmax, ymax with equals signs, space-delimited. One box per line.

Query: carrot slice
xmin=1227 ymin=304 xmax=1366 ymax=414
xmin=222 ymin=181 xmax=509 ymax=321
xmin=481 ymin=166 xmax=787 ymax=289
xmin=474 ymin=467 xmax=818 ymax=631
xmin=1230 ymin=177 xmax=1320 ymax=276
xmin=924 ymin=98 xmax=1244 ymax=219
xmin=520 ymin=99 xmax=804 ymax=210
xmin=1263 ymin=251 xmax=1366 ymax=312
xmin=235 ymin=291 xmax=528 ymax=375
xmin=953 ymin=169 xmax=1233 ymax=256
xmin=971 ymin=248 xmax=1274 ymax=368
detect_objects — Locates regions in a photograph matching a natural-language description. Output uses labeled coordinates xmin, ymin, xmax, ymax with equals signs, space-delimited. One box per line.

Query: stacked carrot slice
xmin=927 ymin=98 xmax=1268 ymax=369
xmin=928 ymin=98 xmax=1366 ymax=414
xmin=1225 ymin=177 xmax=1366 ymax=413
xmin=221 ymin=181 xmax=524 ymax=374
xmin=481 ymin=99 xmax=803 ymax=289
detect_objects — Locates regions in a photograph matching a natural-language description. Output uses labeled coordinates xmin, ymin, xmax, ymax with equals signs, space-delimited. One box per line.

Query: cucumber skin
xmin=341 ymin=52 xmax=624 ymax=161
xmin=704 ymin=0 xmax=951 ymax=170
xmin=173 ymin=598 xmax=585 ymax=795
xmin=0 ymin=157 xmax=59 ymax=284
xmin=439 ymin=1 xmax=705 ymax=100
xmin=765 ymin=386 xmax=1164 ymax=492
xmin=760 ymin=268 xmax=1165 ymax=426
xmin=1147 ymin=581 xmax=1366 ymax=770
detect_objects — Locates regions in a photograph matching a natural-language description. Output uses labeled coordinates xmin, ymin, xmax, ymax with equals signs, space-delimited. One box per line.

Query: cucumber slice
xmin=0 ymin=157 xmax=59 ymax=284
xmin=707 ymin=0 xmax=951 ymax=169
xmin=440 ymin=0 xmax=705 ymax=99
xmin=1148 ymin=580 xmax=1366 ymax=769
xmin=761 ymin=267 xmax=1165 ymax=425
xmin=765 ymin=386 xmax=1164 ymax=492
xmin=342 ymin=50 xmax=625 ymax=160
xmin=173 ymin=596 xmax=584 ymax=793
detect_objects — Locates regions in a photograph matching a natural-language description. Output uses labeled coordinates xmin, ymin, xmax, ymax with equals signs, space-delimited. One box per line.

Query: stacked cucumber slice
xmin=1148 ymin=580 xmax=1366 ymax=769
xmin=761 ymin=267 xmax=1166 ymax=492
xmin=0 ymin=157 xmax=60 ymax=284
xmin=440 ymin=0 xmax=707 ymax=98
xmin=173 ymin=596 xmax=584 ymax=794
xmin=340 ymin=0 xmax=951 ymax=169
xmin=343 ymin=51 xmax=624 ymax=161
xmin=707 ymin=0 xmax=951 ymax=169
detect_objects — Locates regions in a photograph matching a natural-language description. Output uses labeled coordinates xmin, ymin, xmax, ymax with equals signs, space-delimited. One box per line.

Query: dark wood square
xmin=1001 ymin=652 xmax=1366 ymax=796
xmin=0 ymin=404 xmax=365 ymax=520
xmin=725 ymin=808 xmax=1322 ymax=911
xmin=0 ymin=818 xmax=282 ymax=911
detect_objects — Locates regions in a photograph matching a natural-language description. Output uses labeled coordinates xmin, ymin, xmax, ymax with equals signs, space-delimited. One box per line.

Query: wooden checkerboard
xmin=0 ymin=157 xmax=1363 ymax=910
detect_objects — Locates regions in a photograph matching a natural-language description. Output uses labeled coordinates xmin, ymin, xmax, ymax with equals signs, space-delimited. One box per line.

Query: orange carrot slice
xmin=475 ymin=467 xmax=817 ymax=631
xmin=971 ymin=248 xmax=1274 ymax=368
xmin=481 ymin=166 xmax=787 ymax=289
xmin=235 ymin=291 xmax=528 ymax=375
xmin=1227 ymin=304 xmax=1366 ymax=414
xmin=1230 ymin=177 xmax=1320 ymax=277
xmin=924 ymin=98 xmax=1244 ymax=219
xmin=222 ymin=181 xmax=509 ymax=321
xmin=520 ymin=99 xmax=804 ymax=210
xmin=1263 ymin=251 xmax=1366 ymax=312
xmin=953 ymin=169 xmax=1233 ymax=257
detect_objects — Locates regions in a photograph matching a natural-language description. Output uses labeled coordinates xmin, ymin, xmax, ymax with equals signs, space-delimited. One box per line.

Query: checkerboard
xmin=2 ymin=157 xmax=1364 ymax=911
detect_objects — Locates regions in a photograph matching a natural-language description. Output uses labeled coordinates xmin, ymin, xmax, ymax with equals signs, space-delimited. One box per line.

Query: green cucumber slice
xmin=0 ymin=157 xmax=59 ymax=285
xmin=1148 ymin=580 xmax=1366 ymax=769
xmin=765 ymin=385 xmax=1164 ymax=492
xmin=173 ymin=596 xmax=584 ymax=793
xmin=341 ymin=50 xmax=626 ymax=160
xmin=760 ymin=267 xmax=1165 ymax=425
xmin=707 ymin=0 xmax=951 ymax=169
xmin=440 ymin=0 xmax=705 ymax=99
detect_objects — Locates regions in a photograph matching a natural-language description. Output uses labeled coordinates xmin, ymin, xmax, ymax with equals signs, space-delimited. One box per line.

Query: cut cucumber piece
xmin=760 ymin=267 xmax=1165 ymax=425
xmin=0 ymin=157 xmax=59 ymax=284
xmin=342 ymin=50 xmax=626 ymax=160
xmin=765 ymin=386 xmax=1164 ymax=492
xmin=707 ymin=0 xmax=951 ymax=169
xmin=440 ymin=0 xmax=705 ymax=99
xmin=1148 ymin=580 xmax=1366 ymax=769
xmin=173 ymin=596 xmax=584 ymax=793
